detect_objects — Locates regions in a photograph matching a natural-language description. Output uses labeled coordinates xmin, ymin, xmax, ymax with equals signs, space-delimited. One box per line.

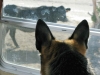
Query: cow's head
xmin=55 ymin=6 xmax=68 ymax=22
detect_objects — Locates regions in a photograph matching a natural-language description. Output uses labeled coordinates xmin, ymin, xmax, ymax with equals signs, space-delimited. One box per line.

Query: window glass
xmin=3 ymin=0 xmax=96 ymax=28
xmin=1 ymin=22 xmax=100 ymax=75
xmin=2 ymin=23 xmax=41 ymax=69
xmin=2 ymin=0 xmax=100 ymax=75
xmin=2 ymin=23 xmax=71 ymax=69
xmin=88 ymin=33 xmax=100 ymax=75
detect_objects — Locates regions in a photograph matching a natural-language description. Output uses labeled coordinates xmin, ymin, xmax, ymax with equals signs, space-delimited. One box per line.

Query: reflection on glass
xmin=2 ymin=24 xmax=40 ymax=69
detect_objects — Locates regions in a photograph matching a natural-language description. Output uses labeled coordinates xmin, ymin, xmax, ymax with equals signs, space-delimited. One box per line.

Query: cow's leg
xmin=9 ymin=28 xmax=19 ymax=48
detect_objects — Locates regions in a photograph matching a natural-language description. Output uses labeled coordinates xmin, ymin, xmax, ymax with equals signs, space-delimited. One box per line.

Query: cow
xmin=4 ymin=5 xmax=71 ymax=22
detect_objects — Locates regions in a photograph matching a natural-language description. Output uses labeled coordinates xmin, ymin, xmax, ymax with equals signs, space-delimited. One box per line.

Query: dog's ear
xmin=69 ymin=20 xmax=89 ymax=49
xmin=35 ymin=19 xmax=55 ymax=52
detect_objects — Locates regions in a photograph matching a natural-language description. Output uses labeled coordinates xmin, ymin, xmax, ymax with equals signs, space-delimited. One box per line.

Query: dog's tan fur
xmin=40 ymin=39 xmax=86 ymax=75
xmin=64 ymin=39 xmax=86 ymax=55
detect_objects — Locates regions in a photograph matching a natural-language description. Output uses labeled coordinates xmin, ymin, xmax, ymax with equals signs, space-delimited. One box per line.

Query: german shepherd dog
xmin=35 ymin=19 xmax=94 ymax=75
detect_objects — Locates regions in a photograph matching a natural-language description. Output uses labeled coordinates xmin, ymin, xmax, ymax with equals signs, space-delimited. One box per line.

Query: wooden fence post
xmin=0 ymin=0 xmax=3 ymax=18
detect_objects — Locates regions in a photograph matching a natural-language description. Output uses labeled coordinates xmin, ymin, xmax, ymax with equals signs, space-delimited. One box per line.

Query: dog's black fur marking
xmin=69 ymin=20 xmax=89 ymax=49
xmin=35 ymin=19 xmax=55 ymax=52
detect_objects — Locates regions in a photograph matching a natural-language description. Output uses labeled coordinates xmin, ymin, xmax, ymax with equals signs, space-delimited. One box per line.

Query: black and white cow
xmin=4 ymin=5 xmax=71 ymax=22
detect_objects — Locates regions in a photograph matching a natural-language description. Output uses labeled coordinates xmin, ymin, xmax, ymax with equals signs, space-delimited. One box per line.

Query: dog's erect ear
xmin=69 ymin=20 xmax=89 ymax=49
xmin=35 ymin=19 xmax=55 ymax=52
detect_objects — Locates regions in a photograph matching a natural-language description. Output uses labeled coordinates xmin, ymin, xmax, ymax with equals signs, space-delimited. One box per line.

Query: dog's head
xmin=35 ymin=19 xmax=89 ymax=75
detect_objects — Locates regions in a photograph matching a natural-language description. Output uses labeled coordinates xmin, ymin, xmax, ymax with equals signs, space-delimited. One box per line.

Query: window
xmin=1 ymin=0 xmax=100 ymax=75
xmin=3 ymin=0 xmax=93 ymax=27
xmin=2 ymin=23 xmax=41 ymax=69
